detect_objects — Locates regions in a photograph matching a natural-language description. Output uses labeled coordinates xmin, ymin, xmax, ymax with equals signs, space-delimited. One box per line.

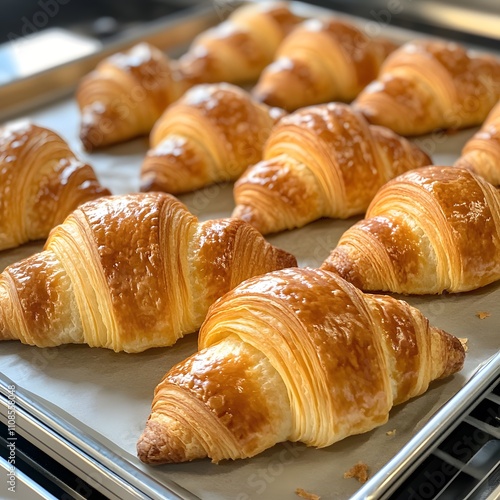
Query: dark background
xmin=0 ymin=0 xmax=499 ymax=48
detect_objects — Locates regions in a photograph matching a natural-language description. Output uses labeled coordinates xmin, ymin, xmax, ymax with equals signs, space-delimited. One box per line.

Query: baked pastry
xmin=252 ymin=18 xmax=396 ymax=111
xmin=77 ymin=2 xmax=301 ymax=150
xmin=0 ymin=192 xmax=296 ymax=352
xmin=232 ymin=102 xmax=431 ymax=234
xmin=322 ymin=166 xmax=500 ymax=294
xmin=353 ymin=40 xmax=500 ymax=136
xmin=137 ymin=267 xmax=465 ymax=463
xmin=0 ymin=121 xmax=110 ymax=251
xmin=455 ymin=100 xmax=500 ymax=185
xmin=177 ymin=1 xmax=303 ymax=86
xmin=140 ymin=83 xmax=285 ymax=194
xmin=77 ymin=43 xmax=184 ymax=151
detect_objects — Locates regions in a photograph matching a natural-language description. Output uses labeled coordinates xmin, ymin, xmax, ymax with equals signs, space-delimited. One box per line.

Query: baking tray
xmin=0 ymin=2 xmax=499 ymax=499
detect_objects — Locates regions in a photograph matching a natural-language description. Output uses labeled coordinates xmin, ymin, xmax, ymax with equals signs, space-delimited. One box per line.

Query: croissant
xmin=177 ymin=1 xmax=303 ymax=86
xmin=322 ymin=166 xmax=500 ymax=294
xmin=140 ymin=83 xmax=285 ymax=194
xmin=0 ymin=192 xmax=296 ymax=353
xmin=353 ymin=40 xmax=500 ymax=136
xmin=252 ymin=18 xmax=396 ymax=111
xmin=232 ymin=102 xmax=431 ymax=234
xmin=77 ymin=43 xmax=185 ymax=151
xmin=454 ymin=100 xmax=500 ymax=185
xmin=0 ymin=121 xmax=110 ymax=251
xmin=77 ymin=3 xmax=301 ymax=150
xmin=137 ymin=267 xmax=465 ymax=464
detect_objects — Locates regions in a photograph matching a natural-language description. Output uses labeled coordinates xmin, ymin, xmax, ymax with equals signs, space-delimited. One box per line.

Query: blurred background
xmin=1 ymin=0 xmax=499 ymax=47
xmin=0 ymin=0 xmax=499 ymax=107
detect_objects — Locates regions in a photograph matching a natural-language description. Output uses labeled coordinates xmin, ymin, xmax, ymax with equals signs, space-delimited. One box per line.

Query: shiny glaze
xmin=142 ymin=83 xmax=284 ymax=194
xmin=253 ymin=17 xmax=396 ymax=110
xmin=165 ymin=340 xmax=279 ymax=455
xmin=102 ymin=42 xmax=176 ymax=108
xmin=77 ymin=43 xmax=181 ymax=150
xmin=67 ymin=193 xmax=195 ymax=345
xmin=456 ymin=100 xmax=500 ymax=185
xmin=78 ymin=2 xmax=300 ymax=149
xmin=3 ymin=251 xmax=80 ymax=345
xmin=0 ymin=121 xmax=109 ymax=250
xmin=325 ymin=166 xmax=500 ymax=294
xmin=202 ymin=268 xmax=393 ymax=444
xmin=139 ymin=267 xmax=464 ymax=462
xmin=365 ymin=295 xmax=421 ymax=404
xmin=193 ymin=218 xmax=296 ymax=318
xmin=178 ymin=2 xmax=302 ymax=85
xmin=389 ymin=167 xmax=500 ymax=283
xmin=355 ymin=40 xmax=500 ymax=135
xmin=1 ymin=192 xmax=295 ymax=350
xmin=233 ymin=102 xmax=430 ymax=233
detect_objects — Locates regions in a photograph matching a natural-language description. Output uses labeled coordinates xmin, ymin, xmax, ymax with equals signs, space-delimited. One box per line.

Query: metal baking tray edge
xmin=0 ymin=374 xmax=197 ymax=499
xmin=0 ymin=2 xmax=499 ymax=500
xmin=351 ymin=352 xmax=500 ymax=500
xmin=0 ymin=4 xmax=219 ymax=123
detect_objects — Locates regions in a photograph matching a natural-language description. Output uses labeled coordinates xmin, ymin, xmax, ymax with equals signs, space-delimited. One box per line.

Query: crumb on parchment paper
xmin=295 ymin=487 xmax=321 ymax=500
xmin=459 ymin=338 xmax=468 ymax=352
xmin=386 ymin=429 xmax=396 ymax=436
xmin=343 ymin=461 xmax=369 ymax=484
xmin=476 ymin=311 xmax=490 ymax=319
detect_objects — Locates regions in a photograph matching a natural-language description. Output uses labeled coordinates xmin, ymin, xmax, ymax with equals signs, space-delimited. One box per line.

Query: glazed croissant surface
xmin=140 ymin=83 xmax=285 ymax=194
xmin=252 ymin=17 xmax=396 ymax=111
xmin=0 ymin=121 xmax=110 ymax=251
xmin=0 ymin=192 xmax=296 ymax=353
xmin=77 ymin=43 xmax=184 ymax=151
xmin=178 ymin=1 xmax=303 ymax=86
xmin=322 ymin=166 xmax=500 ymax=294
xmin=77 ymin=2 xmax=301 ymax=150
xmin=353 ymin=40 xmax=500 ymax=136
xmin=232 ymin=102 xmax=431 ymax=234
xmin=137 ymin=267 xmax=465 ymax=464
xmin=455 ymin=100 xmax=500 ymax=185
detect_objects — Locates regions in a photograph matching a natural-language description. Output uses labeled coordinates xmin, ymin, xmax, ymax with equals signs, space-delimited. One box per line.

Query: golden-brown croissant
xmin=137 ymin=267 xmax=465 ymax=464
xmin=353 ymin=40 xmax=500 ymax=136
xmin=77 ymin=3 xmax=301 ymax=151
xmin=322 ymin=166 xmax=500 ymax=294
xmin=0 ymin=121 xmax=110 ymax=251
xmin=140 ymin=83 xmax=285 ymax=194
xmin=0 ymin=192 xmax=296 ymax=352
xmin=454 ymin=100 xmax=500 ymax=185
xmin=252 ymin=18 xmax=397 ymax=111
xmin=232 ymin=102 xmax=431 ymax=234
xmin=77 ymin=43 xmax=185 ymax=151
xmin=177 ymin=1 xmax=303 ymax=86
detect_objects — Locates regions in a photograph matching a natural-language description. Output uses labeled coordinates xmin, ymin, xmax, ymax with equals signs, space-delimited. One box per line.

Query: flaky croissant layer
xmin=140 ymin=83 xmax=285 ymax=194
xmin=253 ymin=17 xmax=396 ymax=111
xmin=455 ymin=100 xmax=500 ymax=185
xmin=354 ymin=40 xmax=500 ymax=136
xmin=0 ymin=193 xmax=296 ymax=352
xmin=322 ymin=166 xmax=500 ymax=294
xmin=232 ymin=102 xmax=431 ymax=234
xmin=77 ymin=2 xmax=302 ymax=150
xmin=0 ymin=121 xmax=110 ymax=251
xmin=137 ymin=268 xmax=464 ymax=464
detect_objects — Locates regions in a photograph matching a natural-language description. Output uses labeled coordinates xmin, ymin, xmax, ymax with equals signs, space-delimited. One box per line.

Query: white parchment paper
xmin=1 ymin=10 xmax=499 ymax=499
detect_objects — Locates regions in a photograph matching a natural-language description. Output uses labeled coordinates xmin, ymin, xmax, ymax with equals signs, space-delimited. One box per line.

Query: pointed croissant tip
xmin=321 ymin=248 xmax=365 ymax=291
xmin=232 ymin=204 xmax=269 ymax=235
xmin=432 ymin=326 xmax=466 ymax=380
xmin=254 ymin=89 xmax=286 ymax=110
xmin=79 ymin=107 xmax=106 ymax=152
xmin=137 ymin=418 xmax=207 ymax=465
